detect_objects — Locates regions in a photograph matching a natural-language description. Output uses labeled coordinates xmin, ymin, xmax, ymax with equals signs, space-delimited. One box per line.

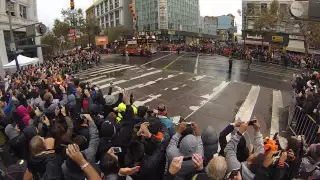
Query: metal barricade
xmin=288 ymin=105 xmax=319 ymax=145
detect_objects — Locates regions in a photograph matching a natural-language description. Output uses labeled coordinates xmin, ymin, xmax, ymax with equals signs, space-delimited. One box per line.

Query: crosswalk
xmin=75 ymin=63 xmax=292 ymax=139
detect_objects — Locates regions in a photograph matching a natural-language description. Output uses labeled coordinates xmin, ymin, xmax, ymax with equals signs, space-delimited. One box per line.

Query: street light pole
xmin=7 ymin=1 xmax=19 ymax=70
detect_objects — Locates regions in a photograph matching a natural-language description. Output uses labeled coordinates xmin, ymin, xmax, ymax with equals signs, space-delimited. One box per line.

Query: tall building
xmin=0 ymin=0 xmax=43 ymax=69
xmin=86 ymin=0 xmax=133 ymax=36
xmin=242 ymin=0 xmax=310 ymax=52
xmin=134 ymin=0 xmax=217 ymax=42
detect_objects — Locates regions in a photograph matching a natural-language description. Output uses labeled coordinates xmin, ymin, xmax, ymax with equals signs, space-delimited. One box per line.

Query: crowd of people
xmin=0 ymin=49 xmax=320 ymax=180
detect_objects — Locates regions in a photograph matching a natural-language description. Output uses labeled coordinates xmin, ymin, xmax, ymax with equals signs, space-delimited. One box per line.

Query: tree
xmin=297 ymin=21 xmax=320 ymax=55
xmin=82 ymin=15 xmax=101 ymax=47
xmin=253 ymin=0 xmax=283 ymax=49
xmin=52 ymin=19 xmax=70 ymax=51
xmin=61 ymin=8 xmax=85 ymax=28
xmin=105 ymin=26 xmax=131 ymax=42
xmin=41 ymin=30 xmax=59 ymax=54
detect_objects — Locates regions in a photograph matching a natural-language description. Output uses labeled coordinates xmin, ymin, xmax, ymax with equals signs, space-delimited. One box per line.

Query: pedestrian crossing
xmin=74 ymin=63 xmax=292 ymax=139
xmin=198 ymin=55 xmax=299 ymax=79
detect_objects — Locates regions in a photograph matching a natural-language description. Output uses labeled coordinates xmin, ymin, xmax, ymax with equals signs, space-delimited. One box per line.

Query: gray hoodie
xmin=201 ymin=126 xmax=218 ymax=166
xmin=61 ymin=120 xmax=100 ymax=180
xmin=166 ymin=133 xmax=204 ymax=180
xmin=40 ymin=94 xmax=68 ymax=114
xmin=224 ymin=131 xmax=264 ymax=180
xmin=5 ymin=124 xmax=20 ymax=139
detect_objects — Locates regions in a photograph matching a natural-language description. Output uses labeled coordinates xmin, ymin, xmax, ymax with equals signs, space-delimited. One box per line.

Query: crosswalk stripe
xmin=185 ymin=81 xmax=230 ymax=119
xmin=84 ymin=66 xmax=134 ymax=82
xmin=270 ymin=90 xmax=283 ymax=137
xmin=76 ymin=64 xmax=122 ymax=75
xmin=84 ymin=65 xmax=132 ymax=77
xmin=92 ymin=78 xmax=116 ymax=85
xmin=100 ymin=70 xmax=163 ymax=90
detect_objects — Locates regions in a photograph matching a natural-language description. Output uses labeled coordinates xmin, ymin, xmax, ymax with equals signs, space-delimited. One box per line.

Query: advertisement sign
xmin=158 ymin=0 xmax=168 ymax=29
xmin=290 ymin=1 xmax=304 ymax=18
xmin=95 ymin=36 xmax=108 ymax=46
xmin=272 ymin=36 xmax=283 ymax=43
xmin=127 ymin=40 xmax=137 ymax=45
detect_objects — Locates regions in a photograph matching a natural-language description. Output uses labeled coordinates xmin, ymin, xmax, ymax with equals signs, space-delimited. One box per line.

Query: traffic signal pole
xmin=7 ymin=1 xmax=19 ymax=70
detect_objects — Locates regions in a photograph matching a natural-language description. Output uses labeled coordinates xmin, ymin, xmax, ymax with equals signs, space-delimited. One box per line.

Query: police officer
xmin=229 ymin=56 xmax=233 ymax=73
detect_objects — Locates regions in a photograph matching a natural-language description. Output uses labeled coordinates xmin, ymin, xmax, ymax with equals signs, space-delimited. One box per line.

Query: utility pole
xmin=7 ymin=1 xmax=19 ymax=70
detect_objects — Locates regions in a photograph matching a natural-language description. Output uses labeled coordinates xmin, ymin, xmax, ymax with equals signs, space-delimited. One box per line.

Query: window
xmin=19 ymin=5 xmax=27 ymax=18
xmin=115 ymin=0 xmax=119 ymax=8
xmin=261 ymin=3 xmax=267 ymax=13
xmin=6 ymin=2 xmax=15 ymax=16
xmin=105 ymin=15 xmax=109 ymax=23
xmin=101 ymin=16 xmax=104 ymax=26
xmin=110 ymin=13 xmax=114 ymax=22
xmin=96 ymin=6 xmax=100 ymax=16
xmin=115 ymin=11 xmax=119 ymax=18
xmin=280 ymin=4 xmax=288 ymax=16
xmin=105 ymin=0 xmax=108 ymax=12
xmin=116 ymin=19 xmax=120 ymax=26
xmin=101 ymin=3 xmax=104 ymax=15
xmin=247 ymin=3 xmax=254 ymax=15
xmin=110 ymin=1 xmax=113 ymax=10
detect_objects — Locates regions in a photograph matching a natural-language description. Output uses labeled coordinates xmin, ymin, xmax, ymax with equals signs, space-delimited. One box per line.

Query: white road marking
xmin=84 ymin=66 xmax=133 ymax=82
xmin=133 ymin=94 xmax=162 ymax=107
xmin=77 ymin=64 xmax=124 ymax=75
xmin=185 ymin=81 xmax=230 ymax=119
xmin=88 ymin=65 xmax=132 ymax=76
xmin=172 ymin=87 xmax=179 ymax=91
xmin=99 ymin=70 xmax=163 ymax=90
xmin=141 ymin=52 xmax=176 ymax=66
xmin=270 ymin=90 xmax=283 ymax=137
xmin=191 ymin=75 xmax=206 ymax=81
xmin=92 ymin=78 xmax=116 ymax=85
xmin=226 ymin=85 xmax=261 ymax=141
xmin=194 ymin=54 xmax=199 ymax=74
xmin=215 ymin=85 xmax=261 ymax=157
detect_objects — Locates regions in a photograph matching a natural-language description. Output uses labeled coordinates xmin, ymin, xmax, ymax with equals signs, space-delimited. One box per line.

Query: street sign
xmin=26 ymin=25 xmax=36 ymax=37
xmin=10 ymin=43 xmax=16 ymax=52
xmin=290 ymin=1 xmax=304 ymax=18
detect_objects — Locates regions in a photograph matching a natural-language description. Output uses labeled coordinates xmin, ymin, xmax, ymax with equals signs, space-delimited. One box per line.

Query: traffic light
xmin=129 ymin=4 xmax=136 ymax=20
xmin=37 ymin=23 xmax=47 ymax=35
xmin=70 ymin=0 xmax=75 ymax=10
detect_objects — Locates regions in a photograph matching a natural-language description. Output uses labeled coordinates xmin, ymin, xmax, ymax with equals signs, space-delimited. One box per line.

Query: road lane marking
xmin=84 ymin=66 xmax=134 ymax=82
xmin=235 ymin=85 xmax=260 ymax=123
xmin=92 ymin=78 xmax=116 ymax=85
xmin=185 ymin=81 xmax=230 ymax=119
xmin=163 ymin=54 xmax=186 ymax=70
xmin=215 ymin=85 xmax=260 ymax=157
xmin=76 ymin=64 xmax=124 ymax=75
xmin=133 ymin=94 xmax=162 ymax=107
xmin=141 ymin=52 xmax=176 ymax=66
xmin=99 ymin=70 xmax=162 ymax=90
xmin=87 ymin=65 xmax=132 ymax=76
xmin=194 ymin=54 xmax=199 ymax=74
xmin=270 ymin=90 xmax=283 ymax=137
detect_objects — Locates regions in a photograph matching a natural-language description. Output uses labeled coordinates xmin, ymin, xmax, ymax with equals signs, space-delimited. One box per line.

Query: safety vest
xmin=116 ymin=102 xmax=137 ymax=123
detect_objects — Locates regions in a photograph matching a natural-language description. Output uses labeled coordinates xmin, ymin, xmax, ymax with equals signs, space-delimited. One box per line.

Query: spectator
xmin=201 ymin=126 xmax=218 ymax=167
xmin=157 ymin=104 xmax=175 ymax=138
xmin=5 ymin=122 xmax=28 ymax=160
xmin=224 ymin=120 xmax=265 ymax=180
xmin=166 ymin=122 xmax=204 ymax=179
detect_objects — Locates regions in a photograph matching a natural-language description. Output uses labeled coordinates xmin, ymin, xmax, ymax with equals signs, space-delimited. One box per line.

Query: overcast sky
xmin=37 ymin=0 xmax=242 ymax=32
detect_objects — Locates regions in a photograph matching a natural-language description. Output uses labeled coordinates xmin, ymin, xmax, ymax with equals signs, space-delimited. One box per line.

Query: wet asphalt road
xmin=76 ymin=52 xmax=297 ymax=139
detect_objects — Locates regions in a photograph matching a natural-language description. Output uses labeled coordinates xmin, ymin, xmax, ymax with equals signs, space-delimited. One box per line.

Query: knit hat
xmin=100 ymin=120 xmax=116 ymax=139
xmin=5 ymin=124 xmax=20 ymax=140
xmin=4 ymin=160 xmax=27 ymax=180
xmin=105 ymin=95 xmax=117 ymax=106
xmin=23 ymin=125 xmax=38 ymax=140
xmin=157 ymin=104 xmax=167 ymax=116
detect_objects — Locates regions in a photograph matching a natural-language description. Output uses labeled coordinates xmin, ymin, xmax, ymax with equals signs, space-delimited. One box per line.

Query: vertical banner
xmin=158 ymin=0 xmax=168 ymax=30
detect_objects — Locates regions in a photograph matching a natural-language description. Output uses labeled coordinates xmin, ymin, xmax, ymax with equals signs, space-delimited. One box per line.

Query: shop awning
xmin=286 ymin=40 xmax=305 ymax=53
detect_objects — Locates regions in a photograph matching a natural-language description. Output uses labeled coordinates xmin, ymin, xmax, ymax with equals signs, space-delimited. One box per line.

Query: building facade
xmin=0 ymin=0 xmax=43 ymax=71
xmin=87 ymin=0 xmax=133 ymax=36
xmin=242 ymin=0 xmax=310 ymax=52
xmin=134 ymin=0 xmax=217 ymax=42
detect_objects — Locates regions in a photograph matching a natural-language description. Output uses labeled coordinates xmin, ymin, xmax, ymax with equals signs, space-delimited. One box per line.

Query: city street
xmin=75 ymin=52 xmax=297 ymax=139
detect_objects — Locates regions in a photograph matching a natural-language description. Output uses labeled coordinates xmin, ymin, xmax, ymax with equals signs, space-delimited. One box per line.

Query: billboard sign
xmin=95 ymin=36 xmax=108 ymax=46
xmin=158 ymin=0 xmax=168 ymax=29
xmin=290 ymin=1 xmax=304 ymax=18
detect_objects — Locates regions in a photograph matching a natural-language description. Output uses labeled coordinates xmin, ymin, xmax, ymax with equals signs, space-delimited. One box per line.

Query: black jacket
xmin=96 ymin=105 xmax=135 ymax=161
xmin=27 ymin=153 xmax=63 ymax=180
xmin=7 ymin=133 xmax=28 ymax=160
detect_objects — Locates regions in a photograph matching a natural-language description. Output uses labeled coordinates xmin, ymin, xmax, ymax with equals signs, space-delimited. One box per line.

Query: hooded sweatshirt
xmin=201 ymin=126 xmax=218 ymax=166
xmin=224 ymin=131 xmax=264 ymax=180
xmin=16 ymin=105 xmax=31 ymax=126
xmin=166 ymin=133 xmax=204 ymax=180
